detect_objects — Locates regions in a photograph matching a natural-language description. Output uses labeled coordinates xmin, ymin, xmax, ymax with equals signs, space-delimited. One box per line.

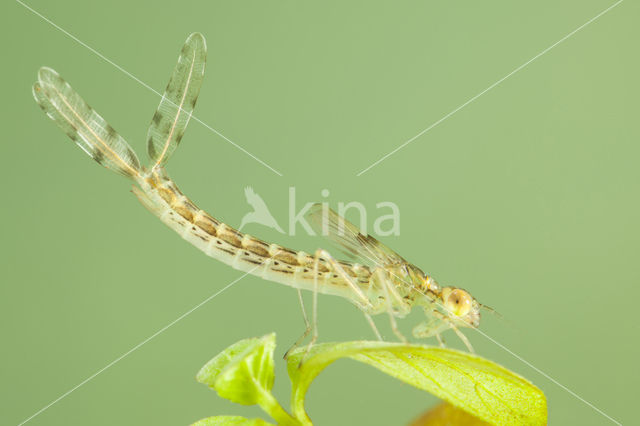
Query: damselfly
xmin=32 ymin=33 xmax=482 ymax=356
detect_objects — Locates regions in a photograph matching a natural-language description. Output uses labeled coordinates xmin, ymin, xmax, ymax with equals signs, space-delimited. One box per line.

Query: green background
xmin=1 ymin=1 xmax=637 ymax=425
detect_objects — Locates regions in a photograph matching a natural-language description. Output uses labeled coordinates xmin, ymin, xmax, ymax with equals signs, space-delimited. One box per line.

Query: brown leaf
xmin=410 ymin=402 xmax=491 ymax=426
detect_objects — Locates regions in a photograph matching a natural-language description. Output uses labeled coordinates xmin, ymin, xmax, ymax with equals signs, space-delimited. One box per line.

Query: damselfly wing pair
xmin=32 ymin=33 xmax=482 ymax=356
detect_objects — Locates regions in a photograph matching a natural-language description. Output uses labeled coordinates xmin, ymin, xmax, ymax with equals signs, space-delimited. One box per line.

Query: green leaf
xmin=196 ymin=333 xmax=300 ymax=426
xmin=191 ymin=415 xmax=274 ymax=426
xmin=287 ymin=341 xmax=547 ymax=426
xmin=196 ymin=334 xmax=276 ymax=406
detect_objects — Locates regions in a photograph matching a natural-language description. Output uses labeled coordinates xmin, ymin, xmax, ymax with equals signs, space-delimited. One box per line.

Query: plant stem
xmin=291 ymin=386 xmax=312 ymax=425
xmin=257 ymin=386 xmax=302 ymax=426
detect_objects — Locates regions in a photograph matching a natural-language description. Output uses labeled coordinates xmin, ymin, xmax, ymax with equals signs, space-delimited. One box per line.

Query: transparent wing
xmin=33 ymin=67 xmax=141 ymax=178
xmin=147 ymin=32 xmax=206 ymax=168
xmin=307 ymin=203 xmax=406 ymax=267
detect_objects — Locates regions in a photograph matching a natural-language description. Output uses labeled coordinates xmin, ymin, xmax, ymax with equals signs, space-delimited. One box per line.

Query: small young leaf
xmin=287 ymin=341 xmax=546 ymax=426
xmin=196 ymin=334 xmax=300 ymax=426
xmin=191 ymin=415 xmax=274 ymax=426
xmin=196 ymin=334 xmax=276 ymax=406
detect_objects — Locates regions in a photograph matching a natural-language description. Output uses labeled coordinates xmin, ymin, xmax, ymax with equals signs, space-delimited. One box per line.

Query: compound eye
xmin=445 ymin=289 xmax=472 ymax=317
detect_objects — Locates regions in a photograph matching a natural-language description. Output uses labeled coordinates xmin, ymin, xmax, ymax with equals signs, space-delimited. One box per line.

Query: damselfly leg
xmin=373 ymin=268 xmax=408 ymax=343
xmin=413 ymin=310 xmax=474 ymax=352
xmin=363 ymin=313 xmax=383 ymax=341
xmin=297 ymin=249 xmax=323 ymax=366
xmin=283 ymin=289 xmax=311 ymax=360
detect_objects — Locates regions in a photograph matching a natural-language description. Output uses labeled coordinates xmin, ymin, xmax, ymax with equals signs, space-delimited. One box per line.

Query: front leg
xmin=412 ymin=316 xmax=450 ymax=342
xmin=413 ymin=311 xmax=475 ymax=353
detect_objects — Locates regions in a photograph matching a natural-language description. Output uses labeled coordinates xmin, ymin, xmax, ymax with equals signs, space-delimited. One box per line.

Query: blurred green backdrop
xmin=1 ymin=1 xmax=637 ymax=425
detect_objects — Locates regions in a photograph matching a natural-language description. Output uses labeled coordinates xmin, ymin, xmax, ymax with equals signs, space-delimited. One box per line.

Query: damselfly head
xmin=440 ymin=287 xmax=480 ymax=328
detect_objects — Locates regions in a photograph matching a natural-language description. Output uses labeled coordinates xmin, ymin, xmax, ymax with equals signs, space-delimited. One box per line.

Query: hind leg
xmin=314 ymin=249 xmax=372 ymax=309
xmin=298 ymin=250 xmax=327 ymax=367
xmin=283 ymin=289 xmax=311 ymax=360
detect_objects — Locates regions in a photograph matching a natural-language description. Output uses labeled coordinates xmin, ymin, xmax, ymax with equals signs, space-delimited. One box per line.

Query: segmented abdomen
xmin=132 ymin=169 xmax=373 ymax=300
